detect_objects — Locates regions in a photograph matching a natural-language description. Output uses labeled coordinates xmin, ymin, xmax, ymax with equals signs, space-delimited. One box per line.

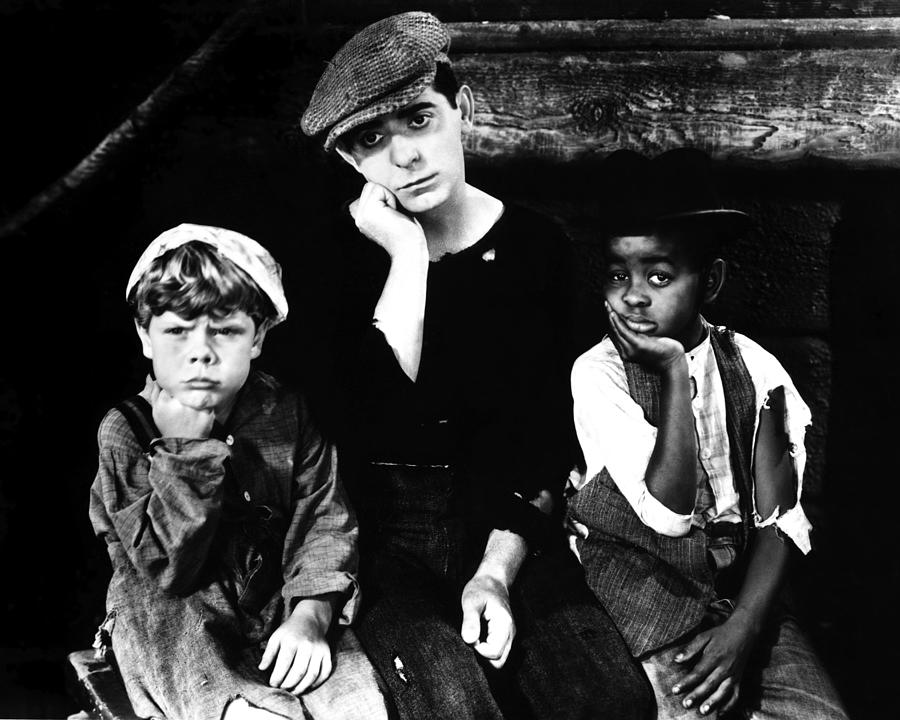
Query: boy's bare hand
xmin=259 ymin=600 xmax=333 ymax=695
xmin=141 ymin=380 xmax=215 ymax=439
xmin=670 ymin=612 xmax=757 ymax=715
xmin=606 ymin=302 xmax=685 ymax=372
xmin=460 ymin=574 xmax=515 ymax=669
xmin=349 ymin=182 xmax=426 ymax=258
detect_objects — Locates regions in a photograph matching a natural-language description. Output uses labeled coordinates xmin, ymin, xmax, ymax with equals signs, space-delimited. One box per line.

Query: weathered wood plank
xmin=304 ymin=1 xmax=900 ymax=24
xmin=454 ymin=49 xmax=900 ymax=166
xmin=449 ymin=18 xmax=900 ymax=51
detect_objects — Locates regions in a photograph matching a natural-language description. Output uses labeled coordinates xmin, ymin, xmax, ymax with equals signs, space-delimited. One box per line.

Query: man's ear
xmin=704 ymin=258 xmax=727 ymax=303
xmin=335 ymin=145 xmax=362 ymax=173
xmin=250 ymin=326 xmax=267 ymax=360
xmin=135 ymin=319 xmax=153 ymax=359
xmin=457 ymin=85 xmax=475 ymax=133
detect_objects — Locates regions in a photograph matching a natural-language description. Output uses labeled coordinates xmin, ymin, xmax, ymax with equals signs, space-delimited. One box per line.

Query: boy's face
xmin=603 ymin=233 xmax=715 ymax=350
xmin=136 ymin=310 xmax=264 ymax=421
xmin=336 ymin=86 xmax=472 ymax=215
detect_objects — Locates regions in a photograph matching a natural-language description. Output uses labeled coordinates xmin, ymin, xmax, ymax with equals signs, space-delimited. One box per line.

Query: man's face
xmin=603 ymin=233 xmax=708 ymax=349
xmin=136 ymin=310 xmax=264 ymax=421
xmin=338 ymin=87 xmax=470 ymax=215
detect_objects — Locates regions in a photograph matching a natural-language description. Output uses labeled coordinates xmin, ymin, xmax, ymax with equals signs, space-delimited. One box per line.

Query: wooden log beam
xmin=305 ymin=1 xmax=900 ymax=24
xmin=448 ymin=18 xmax=900 ymax=52
xmin=454 ymin=47 xmax=900 ymax=166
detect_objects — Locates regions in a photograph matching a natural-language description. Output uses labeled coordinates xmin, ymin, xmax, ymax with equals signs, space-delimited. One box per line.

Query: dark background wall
xmin=0 ymin=1 xmax=897 ymax=718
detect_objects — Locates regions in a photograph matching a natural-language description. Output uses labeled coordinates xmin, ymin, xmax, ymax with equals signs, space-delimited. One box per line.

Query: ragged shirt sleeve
xmin=280 ymin=395 xmax=360 ymax=625
xmin=88 ymin=408 xmax=230 ymax=594
xmin=734 ymin=334 xmax=814 ymax=554
xmin=571 ymin=339 xmax=694 ymax=537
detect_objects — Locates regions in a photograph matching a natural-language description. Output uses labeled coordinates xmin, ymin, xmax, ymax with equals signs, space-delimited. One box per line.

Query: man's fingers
xmin=309 ymin=651 xmax=333 ymax=691
xmin=474 ymin=603 xmax=515 ymax=668
xmin=460 ymin=599 xmax=483 ymax=645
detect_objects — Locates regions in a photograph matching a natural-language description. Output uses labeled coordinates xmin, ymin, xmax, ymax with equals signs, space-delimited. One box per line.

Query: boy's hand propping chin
xmin=349 ymin=182 xmax=426 ymax=258
xmin=670 ymin=611 xmax=758 ymax=716
xmin=259 ymin=598 xmax=334 ymax=695
xmin=606 ymin=302 xmax=685 ymax=373
xmin=141 ymin=378 xmax=215 ymax=439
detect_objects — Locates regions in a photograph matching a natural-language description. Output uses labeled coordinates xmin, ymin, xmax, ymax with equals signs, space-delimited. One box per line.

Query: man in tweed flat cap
xmin=301 ymin=12 xmax=654 ymax=720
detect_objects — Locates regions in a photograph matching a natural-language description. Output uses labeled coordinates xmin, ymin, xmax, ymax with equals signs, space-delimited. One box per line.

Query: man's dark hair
xmin=433 ymin=62 xmax=460 ymax=107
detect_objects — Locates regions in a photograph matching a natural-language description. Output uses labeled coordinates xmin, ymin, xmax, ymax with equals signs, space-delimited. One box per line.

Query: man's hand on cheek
xmin=349 ymin=182 xmax=426 ymax=258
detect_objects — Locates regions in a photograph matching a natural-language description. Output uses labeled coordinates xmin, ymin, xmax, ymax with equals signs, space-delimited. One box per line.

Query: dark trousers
xmin=354 ymin=465 xmax=655 ymax=720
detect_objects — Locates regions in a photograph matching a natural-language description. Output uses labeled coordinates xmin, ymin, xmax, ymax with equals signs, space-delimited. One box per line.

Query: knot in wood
xmin=569 ymin=96 xmax=619 ymax=133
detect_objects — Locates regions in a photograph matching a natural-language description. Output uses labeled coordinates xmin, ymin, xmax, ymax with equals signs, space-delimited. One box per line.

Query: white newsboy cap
xmin=125 ymin=223 xmax=288 ymax=325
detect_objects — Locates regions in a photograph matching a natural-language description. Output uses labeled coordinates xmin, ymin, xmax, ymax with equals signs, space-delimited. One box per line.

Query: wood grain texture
xmin=454 ymin=49 xmax=900 ymax=166
xmin=448 ymin=18 xmax=900 ymax=51
xmin=304 ymin=1 xmax=900 ymax=24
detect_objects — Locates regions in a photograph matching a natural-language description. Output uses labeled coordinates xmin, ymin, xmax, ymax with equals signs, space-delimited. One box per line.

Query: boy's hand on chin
xmin=349 ymin=182 xmax=426 ymax=258
xmin=143 ymin=380 xmax=215 ymax=439
xmin=606 ymin=303 xmax=684 ymax=372
xmin=259 ymin=600 xmax=333 ymax=695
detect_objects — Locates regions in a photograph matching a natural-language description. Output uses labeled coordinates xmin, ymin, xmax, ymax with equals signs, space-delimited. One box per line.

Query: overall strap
xmin=114 ymin=395 xmax=159 ymax=452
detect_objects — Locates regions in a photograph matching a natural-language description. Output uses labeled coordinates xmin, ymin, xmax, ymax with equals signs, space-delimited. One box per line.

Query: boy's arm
xmin=259 ymin=591 xmax=342 ymax=695
xmin=607 ymin=305 xmax=700 ymax=514
xmin=671 ymin=387 xmax=796 ymax=715
xmin=279 ymin=395 xmax=359 ymax=626
xmin=89 ymin=406 xmax=229 ymax=595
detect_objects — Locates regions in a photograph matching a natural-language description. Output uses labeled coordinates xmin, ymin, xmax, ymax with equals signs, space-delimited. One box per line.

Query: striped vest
xmin=569 ymin=326 xmax=757 ymax=657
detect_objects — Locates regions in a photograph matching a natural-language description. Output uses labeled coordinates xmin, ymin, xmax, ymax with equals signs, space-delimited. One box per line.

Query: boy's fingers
xmin=268 ymin=645 xmax=296 ymax=688
xmin=674 ymin=633 xmax=708 ymax=664
xmin=282 ymin=645 xmax=312 ymax=691
xmin=696 ymin=678 xmax=736 ymax=716
xmin=681 ymin=666 xmax=725 ymax=710
xmin=258 ymin=634 xmax=279 ymax=671
xmin=294 ymin=651 xmax=324 ymax=695
xmin=311 ymin=651 xmax=334 ymax=690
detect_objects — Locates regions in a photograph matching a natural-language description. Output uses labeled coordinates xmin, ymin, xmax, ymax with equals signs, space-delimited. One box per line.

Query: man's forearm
xmin=473 ymin=528 xmax=529 ymax=588
xmin=373 ymin=246 xmax=428 ymax=381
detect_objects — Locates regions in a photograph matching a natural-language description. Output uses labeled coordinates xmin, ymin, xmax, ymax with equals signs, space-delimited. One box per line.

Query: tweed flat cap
xmin=301 ymin=11 xmax=451 ymax=151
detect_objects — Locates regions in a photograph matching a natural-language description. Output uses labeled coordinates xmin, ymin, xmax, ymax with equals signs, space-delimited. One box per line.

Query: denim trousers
xmin=641 ymin=603 xmax=849 ymax=720
xmin=353 ymin=464 xmax=655 ymax=720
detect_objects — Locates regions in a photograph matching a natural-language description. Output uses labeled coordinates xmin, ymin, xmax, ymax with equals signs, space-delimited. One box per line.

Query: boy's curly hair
xmin=130 ymin=241 xmax=277 ymax=331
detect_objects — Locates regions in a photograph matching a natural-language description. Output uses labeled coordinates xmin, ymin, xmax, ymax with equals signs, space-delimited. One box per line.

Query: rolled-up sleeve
xmin=280 ymin=398 xmax=360 ymax=625
xmin=88 ymin=409 xmax=230 ymax=594
xmin=736 ymin=335 xmax=814 ymax=554
xmin=572 ymin=344 xmax=694 ymax=537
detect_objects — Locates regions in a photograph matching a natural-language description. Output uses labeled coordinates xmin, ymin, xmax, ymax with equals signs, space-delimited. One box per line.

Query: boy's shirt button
xmin=225 ymin=434 xmax=234 ymax=446
xmin=701 ymin=448 xmax=712 ymax=460
xmin=243 ymin=491 xmax=252 ymax=502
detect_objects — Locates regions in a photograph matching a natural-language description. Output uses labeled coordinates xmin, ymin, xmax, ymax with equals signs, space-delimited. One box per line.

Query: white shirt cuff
xmin=636 ymin=488 xmax=694 ymax=537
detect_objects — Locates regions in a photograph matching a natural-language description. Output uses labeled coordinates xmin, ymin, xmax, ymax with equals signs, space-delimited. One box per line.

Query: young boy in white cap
xmin=89 ymin=224 xmax=389 ymax=720
xmin=301 ymin=12 xmax=652 ymax=720
xmin=567 ymin=148 xmax=849 ymax=719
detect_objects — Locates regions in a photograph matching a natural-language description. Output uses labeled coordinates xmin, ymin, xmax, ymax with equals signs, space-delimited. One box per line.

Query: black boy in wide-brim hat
xmin=299 ymin=11 xmax=654 ymax=720
xmin=567 ymin=147 xmax=849 ymax=719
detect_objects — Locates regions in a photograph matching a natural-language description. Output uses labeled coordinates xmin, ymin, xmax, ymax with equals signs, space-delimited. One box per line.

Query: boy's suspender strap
xmin=115 ymin=395 xmax=159 ymax=452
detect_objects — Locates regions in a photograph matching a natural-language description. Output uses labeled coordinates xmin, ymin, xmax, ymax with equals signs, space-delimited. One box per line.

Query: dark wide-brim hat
xmin=300 ymin=12 xmax=451 ymax=152
xmin=597 ymin=148 xmax=752 ymax=240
